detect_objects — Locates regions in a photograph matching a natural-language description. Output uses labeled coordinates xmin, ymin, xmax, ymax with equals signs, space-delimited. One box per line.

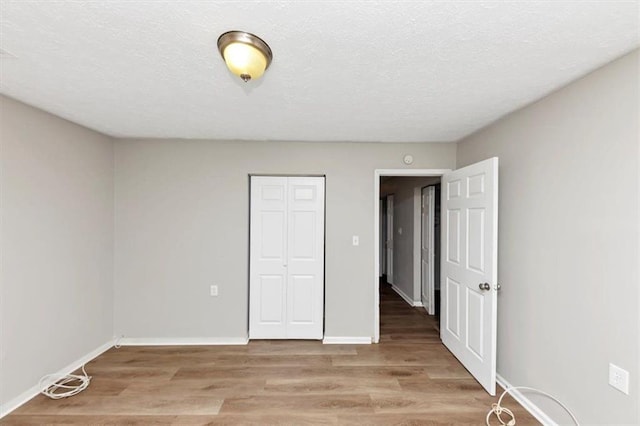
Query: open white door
xmin=385 ymin=195 xmax=394 ymax=284
xmin=421 ymin=186 xmax=435 ymax=315
xmin=441 ymin=157 xmax=498 ymax=395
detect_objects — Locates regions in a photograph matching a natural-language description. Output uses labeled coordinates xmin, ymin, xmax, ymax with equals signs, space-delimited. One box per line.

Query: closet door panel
xmin=286 ymin=177 xmax=324 ymax=339
xmin=249 ymin=177 xmax=288 ymax=339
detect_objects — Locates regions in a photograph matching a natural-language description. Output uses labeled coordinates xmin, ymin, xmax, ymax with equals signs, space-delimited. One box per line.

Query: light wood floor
xmin=3 ymin=283 xmax=538 ymax=425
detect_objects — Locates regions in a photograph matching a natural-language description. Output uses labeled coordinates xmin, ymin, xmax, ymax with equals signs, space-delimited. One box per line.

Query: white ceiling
xmin=0 ymin=1 xmax=638 ymax=143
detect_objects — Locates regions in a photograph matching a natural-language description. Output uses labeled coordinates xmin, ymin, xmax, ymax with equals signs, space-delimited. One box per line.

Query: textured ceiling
xmin=0 ymin=1 xmax=638 ymax=142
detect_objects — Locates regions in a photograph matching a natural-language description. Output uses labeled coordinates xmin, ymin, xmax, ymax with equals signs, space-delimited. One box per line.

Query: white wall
xmin=457 ymin=50 xmax=639 ymax=425
xmin=381 ymin=176 xmax=440 ymax=303
xmin=0 ymin=96 xmax=114 ymax=409
xmin=114 ymin=140 xmax=455 ymax=340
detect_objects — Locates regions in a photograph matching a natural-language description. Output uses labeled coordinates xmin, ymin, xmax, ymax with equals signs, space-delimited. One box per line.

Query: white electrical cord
xmin=486 ymin=386 xmax=580 ymax=426
xmin=39 ymin=364 xmax=91 ymax=400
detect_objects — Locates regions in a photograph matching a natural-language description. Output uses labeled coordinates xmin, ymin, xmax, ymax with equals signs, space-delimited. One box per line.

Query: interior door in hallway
xmin=250 ymin=176 xmax=325 ymax=340
xmin=421 ymin=185 xmax=435 ymax=314
xmin=385 ymin=194 xmax=394 ymax=284
xmin=441 ymin=157 xmax=498 ymax=395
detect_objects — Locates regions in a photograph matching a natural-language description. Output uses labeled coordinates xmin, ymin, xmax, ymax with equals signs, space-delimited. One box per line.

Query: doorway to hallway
xmin=374 ymin=159 xmax=500 ymax=395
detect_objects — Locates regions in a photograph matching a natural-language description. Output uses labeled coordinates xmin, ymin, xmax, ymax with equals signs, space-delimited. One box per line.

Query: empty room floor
xmin=3 ymin=284 xmax=538 ymax=425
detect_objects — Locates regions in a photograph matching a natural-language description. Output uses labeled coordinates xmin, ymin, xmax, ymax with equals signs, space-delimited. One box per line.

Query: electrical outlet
xmin=210 ymin=285 xmax=218 ymax=297
xmin=609 ymin=363 xmax=629 ymax=394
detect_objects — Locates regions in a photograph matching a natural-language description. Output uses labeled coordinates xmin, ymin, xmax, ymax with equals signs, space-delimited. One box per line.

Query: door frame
xmin=373 ymin=169 xmax=451 ymax=343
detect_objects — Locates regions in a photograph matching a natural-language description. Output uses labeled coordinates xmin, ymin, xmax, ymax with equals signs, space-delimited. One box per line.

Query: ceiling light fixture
xmin=217 ymin=31 xmax=273 ymax=83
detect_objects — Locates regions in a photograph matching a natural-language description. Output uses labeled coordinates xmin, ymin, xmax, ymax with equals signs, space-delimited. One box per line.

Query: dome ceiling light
xmin=217 ymin=30 xmax=273 ymax=83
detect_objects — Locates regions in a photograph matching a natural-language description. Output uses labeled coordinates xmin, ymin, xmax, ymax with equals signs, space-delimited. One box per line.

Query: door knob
xmin=479 ymin=283 xmax=490 ymax=291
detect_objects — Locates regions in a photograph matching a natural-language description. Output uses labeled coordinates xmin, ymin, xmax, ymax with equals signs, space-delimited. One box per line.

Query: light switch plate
xmin=352 ymin=236 xmax=359 ymax=246
xmin=210 ymin=285 xmax=218 ymax=297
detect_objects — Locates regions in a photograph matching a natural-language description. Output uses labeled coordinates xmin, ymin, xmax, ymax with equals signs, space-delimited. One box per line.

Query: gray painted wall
xmin=0 ymin=96 xmax=114 ymax=407
xmin=457 ymin=50 xmax=639 ymax=425
xmin=114 ymin=140 xmax=456 ymax=339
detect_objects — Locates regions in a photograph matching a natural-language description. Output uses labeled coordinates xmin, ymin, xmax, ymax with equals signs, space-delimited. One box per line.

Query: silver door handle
xmin=479 ymin=283 xmax=490 ymax=291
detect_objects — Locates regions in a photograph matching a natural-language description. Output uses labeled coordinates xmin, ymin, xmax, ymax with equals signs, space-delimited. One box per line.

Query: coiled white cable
xmin=486 ymin=386 xmax=580 ymax=426
xmin=114 ymin=335 xmax=123 ymax=349
xmin=39 ymin=364 xmax=91 ymax=400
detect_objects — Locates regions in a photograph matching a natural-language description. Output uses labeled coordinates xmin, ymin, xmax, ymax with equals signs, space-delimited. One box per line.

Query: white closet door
xmin=250 ymin=177 xmax=288 ymax=338
xmin=250 ymin=176 xmax=325 ymax=340
xmin=286 ymin=177 xmax=325 ymax=339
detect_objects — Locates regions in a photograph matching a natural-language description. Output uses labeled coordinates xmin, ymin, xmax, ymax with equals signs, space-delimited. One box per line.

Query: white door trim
xmin=373 ymin=168 xmax=451 ymax=343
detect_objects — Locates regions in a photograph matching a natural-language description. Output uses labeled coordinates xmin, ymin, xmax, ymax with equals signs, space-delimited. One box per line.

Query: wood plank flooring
xmin=3 ymin=283 xmax=539 ymax=425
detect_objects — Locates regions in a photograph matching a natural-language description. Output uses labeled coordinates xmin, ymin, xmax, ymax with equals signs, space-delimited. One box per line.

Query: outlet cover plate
xmin=609 ymin=363 xmax=629 ymax=395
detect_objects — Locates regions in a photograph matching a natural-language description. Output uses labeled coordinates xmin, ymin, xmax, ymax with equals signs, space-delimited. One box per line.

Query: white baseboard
xmin=390 ymin=284 xmax=422 ymax=307
xmin=118 ymin=336 xmax=249 ymax=346
xmin=496 ymin=374 xmax=557 ymax=426
xmin=0 ymin=339 xmax=115 ymax=419
xmin=323 ymin=336 xmax=372 ymax=344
